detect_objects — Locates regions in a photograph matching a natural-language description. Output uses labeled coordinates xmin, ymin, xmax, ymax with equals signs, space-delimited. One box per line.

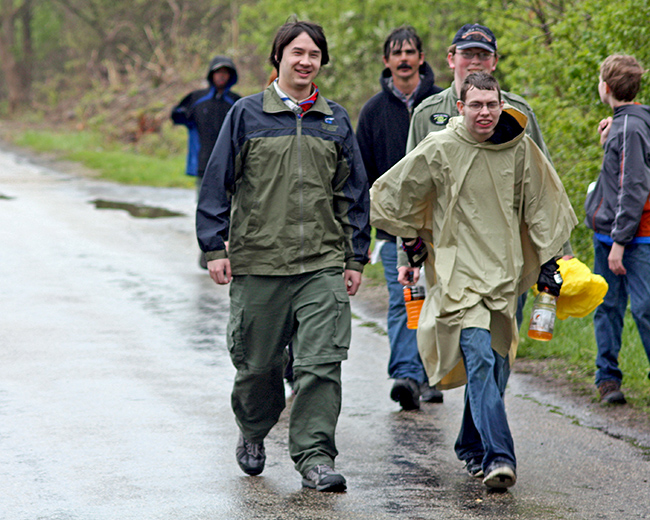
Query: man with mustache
xmin=356 ymin=26 xmax=443 ymax=410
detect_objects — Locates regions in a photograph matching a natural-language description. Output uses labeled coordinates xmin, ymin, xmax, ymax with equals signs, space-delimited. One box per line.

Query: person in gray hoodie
xmin=585 ymin=54 xmax=650 ymax=404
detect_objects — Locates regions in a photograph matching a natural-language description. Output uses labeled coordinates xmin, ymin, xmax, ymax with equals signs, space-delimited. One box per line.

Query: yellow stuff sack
xmin=555 ymin=257 xmax=609 ymax=320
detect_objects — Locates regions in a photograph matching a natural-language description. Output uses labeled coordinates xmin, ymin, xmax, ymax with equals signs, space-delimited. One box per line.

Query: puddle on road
xmin=91 ymin=199 xmax=184 ymax=218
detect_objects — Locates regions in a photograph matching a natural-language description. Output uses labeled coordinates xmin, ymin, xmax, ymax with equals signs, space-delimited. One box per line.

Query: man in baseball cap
xmin=451 ymin=23 xmax=497 ymax=53
xmin=407 ymin=22 xmax=549 ymax=158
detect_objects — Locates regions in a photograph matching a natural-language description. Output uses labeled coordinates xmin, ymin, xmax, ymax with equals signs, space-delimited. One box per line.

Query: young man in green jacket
xmin=196 ymin=20 xmax=370 ymax=492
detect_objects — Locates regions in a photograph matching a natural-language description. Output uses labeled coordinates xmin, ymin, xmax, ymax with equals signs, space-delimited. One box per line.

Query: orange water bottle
xmin=527 ymin=291 xmax=557 ymax=341
xmin=404 ymin=285 xmax=426 ymax=330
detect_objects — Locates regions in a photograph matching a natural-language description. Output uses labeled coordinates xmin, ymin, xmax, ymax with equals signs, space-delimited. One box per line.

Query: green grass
xmin=519 ymin=293 xmax=650 ymax=413
xmin=12 ymin=129 xmax=194 ymax=189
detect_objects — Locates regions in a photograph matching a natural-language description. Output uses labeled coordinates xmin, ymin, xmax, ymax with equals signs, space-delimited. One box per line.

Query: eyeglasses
xmin=458 ymin=50 xmax=494 ymax=61
xmin=462 ymin=101 xmax=502 ymax=112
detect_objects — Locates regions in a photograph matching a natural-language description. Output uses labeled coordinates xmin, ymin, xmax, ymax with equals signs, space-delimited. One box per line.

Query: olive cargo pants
xmin=227 ymin=267 xmax=351 ymax=475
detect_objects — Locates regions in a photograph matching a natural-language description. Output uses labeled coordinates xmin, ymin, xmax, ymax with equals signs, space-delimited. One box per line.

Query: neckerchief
xmin=274 ymin=80 xmax=319 ymax=117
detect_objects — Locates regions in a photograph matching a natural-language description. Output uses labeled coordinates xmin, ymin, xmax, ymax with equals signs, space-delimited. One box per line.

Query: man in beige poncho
xmin=370 ymin=72 xmax=577 ymax=489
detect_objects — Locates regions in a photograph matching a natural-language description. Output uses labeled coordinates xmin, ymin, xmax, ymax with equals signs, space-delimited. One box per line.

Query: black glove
xmin=401 ymin=237 xmax=428 ymax=268
xmin=537 ymin=258 xmax=563 ymax=297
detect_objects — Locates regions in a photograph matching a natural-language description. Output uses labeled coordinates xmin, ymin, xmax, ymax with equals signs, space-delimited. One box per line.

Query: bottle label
xmin=403 ymin=286 xmax=425 ymax=301
xmin=529 ymin=307 xmax=556 ymax=333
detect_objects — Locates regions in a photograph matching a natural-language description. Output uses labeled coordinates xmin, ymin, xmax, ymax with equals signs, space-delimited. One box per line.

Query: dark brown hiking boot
xmin=598 ymin=380 xmax=626 ymax=404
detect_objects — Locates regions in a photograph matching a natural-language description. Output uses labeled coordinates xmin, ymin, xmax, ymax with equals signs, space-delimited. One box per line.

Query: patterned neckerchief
xmin=273 ymin=80 xmax=319 ymax=117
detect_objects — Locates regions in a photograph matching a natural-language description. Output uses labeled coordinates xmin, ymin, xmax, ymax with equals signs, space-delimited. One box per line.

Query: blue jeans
xmin=593 ymin=238 xmax=650 ymax=385
xmin=454 ymin=328 xmax=516 ymax=471
xmin=380 ymin=241 xmax=427 ymax=384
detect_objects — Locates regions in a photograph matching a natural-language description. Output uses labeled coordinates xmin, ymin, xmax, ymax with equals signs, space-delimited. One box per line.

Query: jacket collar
xmin=380 ymin=61 xmax=437 ymax=107
xmin=263 ymin=83 xmax=333 ymax=116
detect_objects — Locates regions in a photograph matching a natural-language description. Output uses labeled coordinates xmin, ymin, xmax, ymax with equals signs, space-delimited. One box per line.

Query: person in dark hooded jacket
xmin=585 ymin=54 xmax=650 ymax=405
xmin=172 ymin=56 xmax=241 ymax=182
xmin=172 ymin=56 xmax=241 ymax=268
xmin=356 ymin=26 xmax=443 ymax=409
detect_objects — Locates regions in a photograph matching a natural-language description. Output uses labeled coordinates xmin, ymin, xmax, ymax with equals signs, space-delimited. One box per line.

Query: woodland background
xmin=1 ymin=0 xmax=649 ymax=263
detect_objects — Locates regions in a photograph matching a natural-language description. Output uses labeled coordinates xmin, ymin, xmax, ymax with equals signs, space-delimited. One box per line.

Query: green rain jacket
xmin=197 ymin=84 xmax=370 ymax=275
xmin=371 ymin=106 xmax=577 ymax=389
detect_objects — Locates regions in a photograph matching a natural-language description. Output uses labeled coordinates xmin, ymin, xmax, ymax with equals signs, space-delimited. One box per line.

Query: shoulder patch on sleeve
xmin=430 ymin=113 xmax=450 ymax=126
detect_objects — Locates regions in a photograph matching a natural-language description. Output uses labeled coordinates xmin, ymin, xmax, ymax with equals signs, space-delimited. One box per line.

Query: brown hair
xmin=460 ymin=72 xmax=501 ymax=102
xmin=269 ymin=20 xmax=329 ymax=72
xmin=383 ymin=25 xmax=422 ymax=60
xmin=600 ymin=54 xmax=645 ymax=102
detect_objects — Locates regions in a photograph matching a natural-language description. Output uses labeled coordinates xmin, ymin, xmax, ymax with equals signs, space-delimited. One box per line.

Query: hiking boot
xmin=302 ymin=464 xmax=347 ymax=492
xmin=390 ymin=378 xmax=420 ymax=410
xmin=598 ymin=380 xmax=626 ymax=404
xmin=420 ymin=383 xmax=444 ymax=403
xmin=483 ymin=461 xmax=516 ymax=489
xmin=236 ymin=433 xmax=266 ymax=476
xmin=465 ymin=457 xmax=484 ymax=478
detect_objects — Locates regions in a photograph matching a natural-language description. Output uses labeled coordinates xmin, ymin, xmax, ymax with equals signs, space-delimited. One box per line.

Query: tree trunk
xmin=0 ymin=0 xmax=32 ymax=113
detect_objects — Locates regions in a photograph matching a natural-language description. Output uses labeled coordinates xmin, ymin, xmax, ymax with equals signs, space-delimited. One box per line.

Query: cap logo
xmin=461 ymin=29 xmax=494 ymax=43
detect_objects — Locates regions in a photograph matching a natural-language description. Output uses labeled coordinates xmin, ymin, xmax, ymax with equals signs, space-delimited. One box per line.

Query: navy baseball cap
xmin=452 ymin=24 xmax=497 ymax=53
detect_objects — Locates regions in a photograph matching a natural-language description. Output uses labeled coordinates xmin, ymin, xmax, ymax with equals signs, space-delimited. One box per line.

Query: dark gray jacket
xmin=585 ymin=104 xmax=650 ymax=244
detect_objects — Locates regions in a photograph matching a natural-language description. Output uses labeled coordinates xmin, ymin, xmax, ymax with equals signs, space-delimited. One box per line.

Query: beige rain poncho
xmin=370 ymin=107 xmax=577 ymax=389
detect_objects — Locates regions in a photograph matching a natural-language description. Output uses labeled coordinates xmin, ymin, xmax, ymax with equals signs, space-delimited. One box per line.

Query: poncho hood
xmin=448 ymin=104 xmax=529 ymax=149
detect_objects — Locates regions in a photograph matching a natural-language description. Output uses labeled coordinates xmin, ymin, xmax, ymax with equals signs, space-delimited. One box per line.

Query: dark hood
xmin=614 ymin=103 xmax=650 ymax=128
xmin=379 ymin=61 xmax=438 ymax=106
xmin=206 ymin=55 xmax=238 ymax=90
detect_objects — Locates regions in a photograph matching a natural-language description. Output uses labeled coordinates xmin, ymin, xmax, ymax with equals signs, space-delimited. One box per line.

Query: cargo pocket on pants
xmin=227 ymin=303 xmax=247 ymax=369
xmin=332 ymin=289 xmax=351 ymax=350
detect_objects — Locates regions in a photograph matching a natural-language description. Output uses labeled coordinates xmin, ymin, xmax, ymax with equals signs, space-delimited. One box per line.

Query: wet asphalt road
xmin=1 ymin=147 xmax=649 ymax=520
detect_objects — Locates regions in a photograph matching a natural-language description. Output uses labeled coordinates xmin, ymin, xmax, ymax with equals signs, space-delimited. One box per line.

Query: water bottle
xmin=527 ymin=291 xmax=557 ymax=341
xmin=404 ymin=285 xmax=426 ymax=330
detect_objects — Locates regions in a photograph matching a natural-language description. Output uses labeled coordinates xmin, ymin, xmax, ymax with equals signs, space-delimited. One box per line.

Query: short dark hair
xmin=269 ymin=20 xmax=329 ymax=72
xmin=460 ymin=72 xmax=501 ymax=102
xmin=600 ymin=54 xmax=645 ymax=102
xmin=383 ymin=25 xmax=422 ymax=60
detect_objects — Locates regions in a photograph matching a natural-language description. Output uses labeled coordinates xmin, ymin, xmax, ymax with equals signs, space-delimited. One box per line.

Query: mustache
xmin=397 ymin=63 xmax=413 ymax=70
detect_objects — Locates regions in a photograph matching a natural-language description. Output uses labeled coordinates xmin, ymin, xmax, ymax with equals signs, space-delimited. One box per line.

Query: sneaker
xmin=390 ymin=378 xmax=421 ymax=410
xmin=465 ymin=457 xmax=484 ymax=478
xmin=236 ymin=433 xmax=266 ymax=476
xmin=420 ymin=383 xmax=444 ymax=403
xmin=483 ymin=462 xmax=516 ymax=489
xmin=598 ymin=380 xmax=626 ymax=404
xmin=302 ymin=464 xmax=347 ymax=492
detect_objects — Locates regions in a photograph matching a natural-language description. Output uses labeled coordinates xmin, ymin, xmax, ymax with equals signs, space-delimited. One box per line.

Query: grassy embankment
xmin=10 ymin=128 xmax=193 ymax=189
xmin=8 ymin=127 xmax=650 ymax=415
